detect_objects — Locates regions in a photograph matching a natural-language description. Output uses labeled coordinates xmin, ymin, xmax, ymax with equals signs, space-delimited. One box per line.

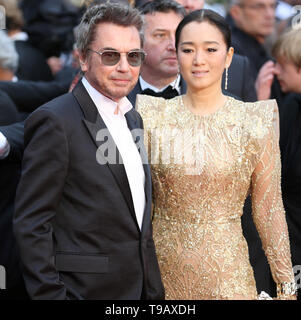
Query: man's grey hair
xmin=76 ymin=2 xmax=144 ymax=57
xmin=139 ymin=0 xmax=186 ymax=17
xmin=0 ymin=30 xmax=18 ymax=72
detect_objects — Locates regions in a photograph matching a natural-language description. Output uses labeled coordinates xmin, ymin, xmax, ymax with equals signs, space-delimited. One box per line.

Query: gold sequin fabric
xmin=136 ymin=95 xmax=295 ymax=300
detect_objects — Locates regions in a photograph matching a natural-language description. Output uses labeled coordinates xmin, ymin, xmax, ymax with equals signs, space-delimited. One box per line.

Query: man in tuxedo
xmin=128 ymin=0 xmax=257 ymax=106
xmin=13 ymin=2 xmax=164 ymax=300
xmin=128 ymin=0 xmax=186 ymax=104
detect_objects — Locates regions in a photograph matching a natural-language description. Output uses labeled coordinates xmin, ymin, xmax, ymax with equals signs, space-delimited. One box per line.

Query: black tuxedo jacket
xmin=0 ymin=66 xmax=76 ymax=115
xmin=15 ymin=40 xmax=53 ymax=82
xmin=127 ymin=53 xmax=257 ymax=106
xmin=13 ymin=82 xmax=164 ymax=300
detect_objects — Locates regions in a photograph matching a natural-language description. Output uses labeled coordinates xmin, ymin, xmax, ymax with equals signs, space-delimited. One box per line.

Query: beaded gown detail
xmin=136 ymin=95 xmax=294 ymax=300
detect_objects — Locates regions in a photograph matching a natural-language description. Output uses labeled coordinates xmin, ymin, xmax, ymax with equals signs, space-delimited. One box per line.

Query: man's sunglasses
xmin=87 ymin=49 xmax=146 ymax=66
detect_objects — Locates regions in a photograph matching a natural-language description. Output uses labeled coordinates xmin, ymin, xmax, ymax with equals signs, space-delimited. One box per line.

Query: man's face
xmin=231 ymin=0 xmax=276 ymax=42
xmin=79 ymin=22 xmax=141 ymax=102
xmin=175 ymin=0 xmax=204 ymax=13
xmin=141 ymin=11 xmax=183 ymax=81
xmin=274 ymin=56 xmax=301 ymax=93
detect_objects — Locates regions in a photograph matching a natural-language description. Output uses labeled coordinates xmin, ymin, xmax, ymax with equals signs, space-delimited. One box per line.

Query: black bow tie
xmin=141 ymin=85 xmax=179 ymax=99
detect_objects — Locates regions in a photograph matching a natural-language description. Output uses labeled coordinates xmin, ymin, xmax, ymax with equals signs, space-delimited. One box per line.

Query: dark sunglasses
xmin=87 ymin=49 xmax=146 ymax=66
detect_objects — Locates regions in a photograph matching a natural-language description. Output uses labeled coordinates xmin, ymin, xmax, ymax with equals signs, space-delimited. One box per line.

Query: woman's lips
xmin=192 ymin=70 xmax=209 ymax=77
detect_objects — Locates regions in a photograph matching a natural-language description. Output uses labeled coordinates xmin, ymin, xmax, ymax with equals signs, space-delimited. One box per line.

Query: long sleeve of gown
xmin=251 ymin=100 xmax=295 ymax=296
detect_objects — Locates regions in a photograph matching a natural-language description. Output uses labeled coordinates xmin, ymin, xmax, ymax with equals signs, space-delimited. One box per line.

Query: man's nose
xmin=116 ymin=54 xmax=130 ymax=71
xmin=184 ymin=0 xmax=195 ymax=12
xmin=166 ymin=35 xmax=176 ymax=51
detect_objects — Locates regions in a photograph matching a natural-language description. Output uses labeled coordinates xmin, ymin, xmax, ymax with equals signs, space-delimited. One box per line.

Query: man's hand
xmin=0 ymin=131 xmax=10 ymax=159
xmin=255 ymin=60 xmax=275 ymax=100
xmin=47 ymin=56 xmax=64 ymax=76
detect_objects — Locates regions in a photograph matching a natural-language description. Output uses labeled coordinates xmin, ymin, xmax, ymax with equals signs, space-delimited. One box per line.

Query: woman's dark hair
xmin=175 ymin=9 xmax=231 ymax=51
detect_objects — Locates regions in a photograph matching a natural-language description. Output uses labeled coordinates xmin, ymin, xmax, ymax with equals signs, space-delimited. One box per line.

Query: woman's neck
xmin=183 ymin=86 xmax=227 ymax=116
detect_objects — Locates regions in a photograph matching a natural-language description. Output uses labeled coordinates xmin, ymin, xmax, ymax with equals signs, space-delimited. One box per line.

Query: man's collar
xmin=139 ymin=75 xmax=181 ymax=95
xmin=82 ymin=77 xmax=132 ymax=117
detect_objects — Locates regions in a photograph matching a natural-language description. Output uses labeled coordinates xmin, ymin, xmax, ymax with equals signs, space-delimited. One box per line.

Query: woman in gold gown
xmin=136 ymin=9 xmax=297 ymax=300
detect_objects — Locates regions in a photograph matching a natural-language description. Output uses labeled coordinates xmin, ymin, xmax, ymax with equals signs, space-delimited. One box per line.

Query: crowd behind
xmin=0 ymin=0 xmax=300 ymax=300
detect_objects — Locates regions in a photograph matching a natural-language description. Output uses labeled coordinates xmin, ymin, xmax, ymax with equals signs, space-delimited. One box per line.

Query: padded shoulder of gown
xmin=239 ymin=98 xmax=279 ymax=141
xmin=135 ymin=94 xmax=180 ymax=128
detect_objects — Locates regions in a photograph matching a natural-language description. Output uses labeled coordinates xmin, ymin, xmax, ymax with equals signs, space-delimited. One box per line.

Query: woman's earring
xmin=225 ymin=68 xmax=228 ymax=91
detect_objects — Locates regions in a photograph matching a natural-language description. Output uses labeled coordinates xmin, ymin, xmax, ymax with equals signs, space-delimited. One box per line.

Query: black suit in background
xmin=0 ymin=66 xmax=76 ymax=115
xmin=0 ymin=90 xmax=20 ymax=125
xmin=279 ymin=93 xmax=301 ymax=300
xmin=0 ymin=93 xmax=28 ymax=299
xmin=13 ymin=81 xmax=164 ymax=300
xmin=127 ymin=53 xmax=257 ymax=106
xmin=222 ymin=54 xmax=257 ymax=102
xmin=14 ymin=40 xmax=53 ymax=82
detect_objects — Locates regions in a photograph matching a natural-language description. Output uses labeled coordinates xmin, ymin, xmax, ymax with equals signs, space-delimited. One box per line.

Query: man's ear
xmin=229 ymin=5 xmax=241 ymax=22
xmin=78 ymin=51 xmax=88 ymax=72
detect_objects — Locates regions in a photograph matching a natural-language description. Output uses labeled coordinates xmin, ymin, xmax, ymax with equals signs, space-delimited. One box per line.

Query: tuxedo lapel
xmin=127 ymin=81 xmax=142 ymax=108
xmin=125 ymin=110 xmax=152 ymax=233
xmin=72 ymin=82 xmax=137 ymax=227
xmin=125 ymin=109 xmax=151 ymax=197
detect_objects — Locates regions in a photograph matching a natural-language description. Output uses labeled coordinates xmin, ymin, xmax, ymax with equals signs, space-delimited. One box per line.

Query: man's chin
xmin=110 ymin=87 xmax=135 ymax=101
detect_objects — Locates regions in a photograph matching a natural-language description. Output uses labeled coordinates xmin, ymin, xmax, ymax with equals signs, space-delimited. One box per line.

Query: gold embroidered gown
xmin=136 ymin=95 xmax=295 ymax=300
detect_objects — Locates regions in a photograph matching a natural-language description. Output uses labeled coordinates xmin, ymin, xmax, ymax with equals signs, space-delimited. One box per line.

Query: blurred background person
xmin=0 ymin=30 xmax=29 ymax=300
xmin=271 ymin=28 xmax=301 ymax=300
xmin=175 ymin=0 xmax=226 ymax=15
xmin=0 ymin=0 xmax=53 ymax=81
xmin=227 ymin=0 xmax=277 ymax=79
xmin=0 ymin=30 xmax=19 ymax=82
xmin=227 ymin=0 xmax=285 ymax=109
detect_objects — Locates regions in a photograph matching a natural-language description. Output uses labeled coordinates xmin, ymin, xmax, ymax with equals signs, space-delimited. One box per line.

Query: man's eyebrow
xmin=99 ymin=47 xmax=118 ymax=51
xmin=152 ymin=28 xmax=168 ymax=32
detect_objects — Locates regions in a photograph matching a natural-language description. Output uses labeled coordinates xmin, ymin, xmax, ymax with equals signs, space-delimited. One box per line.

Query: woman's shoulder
xmin=135 ymin=94 xmax=182 ymax=127
xmin=229 ymin=97 xmax=276 ymax=115
xmin=234 ymin=98 xmax=279 ymax=139
xmin=135 ymin=94 xmax=166 ymax=113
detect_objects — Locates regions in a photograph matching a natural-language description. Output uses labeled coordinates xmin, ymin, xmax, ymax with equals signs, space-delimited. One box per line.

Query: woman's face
xmin=274 ymin=56 xmax=301 ymax=93
xmin=177 ymin=21 xmax=233 ymax=93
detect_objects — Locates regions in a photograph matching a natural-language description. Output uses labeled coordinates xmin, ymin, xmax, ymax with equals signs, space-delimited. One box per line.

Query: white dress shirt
xmin=0 ymin=131 xmax=10 ymax=159
xmin=139 ymin=75 xmax=181 ymax=95
xmin=82 ymin=77 xmax=146 ymax=230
